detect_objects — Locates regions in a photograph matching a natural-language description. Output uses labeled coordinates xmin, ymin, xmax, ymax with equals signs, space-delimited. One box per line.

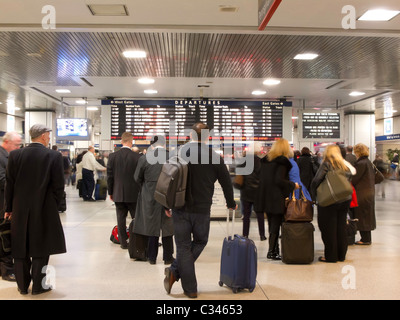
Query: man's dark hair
xmin=191 ymin=122 xmax=209 ymax=142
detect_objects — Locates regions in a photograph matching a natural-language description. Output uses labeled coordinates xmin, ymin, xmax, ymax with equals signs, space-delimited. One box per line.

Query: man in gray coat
xmin=133 ymin=135 xmax=174 ymax=264
xmin=5 ymin=124 xmax=66 ymax=295
xmin=0 ymin=131 xmax=21 ymax=282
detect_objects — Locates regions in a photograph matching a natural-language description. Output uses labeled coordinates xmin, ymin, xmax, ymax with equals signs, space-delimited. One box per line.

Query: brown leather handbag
xmin=284 ymin=188 xmax=314 ymax=222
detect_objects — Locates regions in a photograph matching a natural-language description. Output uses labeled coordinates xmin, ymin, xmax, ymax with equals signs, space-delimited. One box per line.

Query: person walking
xmin=254 ymin=138 xmax=299 ymax=260
xmin=107 ymin=132 xmax=141 ymax=249
xmin=163 ymin=123 xmax=237 ymax=298
xmin=81 ymin=146 xmax=106 ymax=201
xmin=0 ymin=132 xmax=22 ymax=282
xmin=4 ymin=124 xmax=66 ymax=295
xmin=133 ymin=135 xmax=174 ymax=264
xmin=310 ymin=144 xmax=353 ymax=263
xmin=352 ymin=143 xmax=376 ymax=245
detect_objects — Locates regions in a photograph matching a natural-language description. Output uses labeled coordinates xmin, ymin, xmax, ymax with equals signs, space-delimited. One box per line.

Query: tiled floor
xmin=1 ymin=179 xmax=400 ymax=300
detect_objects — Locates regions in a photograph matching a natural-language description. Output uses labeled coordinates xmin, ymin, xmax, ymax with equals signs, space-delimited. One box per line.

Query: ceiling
xmin=0 ymin=0 xmax=399 ymax=135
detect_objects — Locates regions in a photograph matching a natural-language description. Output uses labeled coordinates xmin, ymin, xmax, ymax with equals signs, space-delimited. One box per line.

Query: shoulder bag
xmin=316 ymin=169 xmax=353 ymax=207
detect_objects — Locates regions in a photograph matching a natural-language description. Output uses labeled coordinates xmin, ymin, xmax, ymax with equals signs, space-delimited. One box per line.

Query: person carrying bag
xmin=310 ymin=145 xmax=354 ymax=263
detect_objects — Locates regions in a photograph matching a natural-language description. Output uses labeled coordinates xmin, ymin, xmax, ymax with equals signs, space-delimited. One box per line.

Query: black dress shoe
xmin=164 ymin=267 xmax=176 ymax=294
xmin=2 ymin=273 xmax=16 ymax=282
xmin=184 ymin=291 xmax=197 ymax=299
xmin=32 ymin=287 xmax=52 ymax=295
xmin=18 ymin=288 xmax=28 ymax=295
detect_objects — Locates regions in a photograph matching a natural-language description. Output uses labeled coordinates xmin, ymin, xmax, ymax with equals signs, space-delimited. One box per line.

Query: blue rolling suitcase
xmin=219 ymin=209 xmax=257 ymax=293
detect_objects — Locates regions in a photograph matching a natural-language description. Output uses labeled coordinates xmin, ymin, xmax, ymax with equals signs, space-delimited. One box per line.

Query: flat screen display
xmin=56 ymin=118 xmax=90 ymax=140
xmin=301 ymin=111 xmax=341 ymax=140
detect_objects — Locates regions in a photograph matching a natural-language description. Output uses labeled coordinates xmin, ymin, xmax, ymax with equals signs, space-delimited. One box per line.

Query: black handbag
xmin=373 ymin=163 xmax=384 ymax=184
xmin=0 ymin=218 xmax=11 ymax=258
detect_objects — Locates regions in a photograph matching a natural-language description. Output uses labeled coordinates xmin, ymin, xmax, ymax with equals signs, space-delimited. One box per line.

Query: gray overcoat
xmin=133 ymin=147 xmax=173 ymax=237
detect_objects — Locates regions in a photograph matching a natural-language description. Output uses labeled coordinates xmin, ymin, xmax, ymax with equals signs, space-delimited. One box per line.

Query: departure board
xmin=301 ymin=112 xmax=341 ymax=139
xmin=102 ymin=99 xmax=291 ymax=141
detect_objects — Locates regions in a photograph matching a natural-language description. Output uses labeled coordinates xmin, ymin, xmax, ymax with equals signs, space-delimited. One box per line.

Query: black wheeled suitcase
xmin=219 ymin=209 xmax=257 ymax=293
xmin=128 ymin=219 xmax=148 ymax=261
xmin=95 ymin=179 xmax=107 ymax=200
xmin=281 ymin=222 xmax=315 ymax=264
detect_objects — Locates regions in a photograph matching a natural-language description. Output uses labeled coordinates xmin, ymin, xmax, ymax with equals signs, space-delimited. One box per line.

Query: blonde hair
xmin=267 ymin=138 xmax=293 ymax=161
xmin=323 ymin=145 xmax=348 ymax=171
xmin=353 ymin=143 xmax=369 ymax=158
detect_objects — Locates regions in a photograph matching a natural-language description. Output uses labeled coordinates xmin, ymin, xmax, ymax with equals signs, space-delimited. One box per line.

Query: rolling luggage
xmin=95 ymin=179 xmax=107 ymax=200
xmin=281 ymin=222 xmax=314 ymax=264
xmin=128 ymin=219 xmax=148 ymax=261
xmin=219 ymin=209 xmax=257 ymax=293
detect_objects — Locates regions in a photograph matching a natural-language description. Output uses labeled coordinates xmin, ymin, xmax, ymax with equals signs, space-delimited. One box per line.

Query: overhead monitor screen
xmin=56 ymin=118 xmax=90 ymax=140
xmin=301 ymin=112 xmax=341 ymax=139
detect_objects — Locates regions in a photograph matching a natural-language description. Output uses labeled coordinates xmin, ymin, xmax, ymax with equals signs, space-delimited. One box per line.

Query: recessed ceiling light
xmin=76 ymin=99 xmax=87 ymax=104
xmin=358 ymin=9 xmax=400 ymax=21
xmin=87 ymin=4 xmax=129 ymax=16
xmin=56 ymin=89 xmax=71 ymax=93
xmin=263 ymin=79 xmax=281 ymax=85
xmin=138 ymin=78 xmax=155 ymax=84
xmin=144 ymin=89 xmax=158 ymax=94
xmin=294 ymin=53 xmax=319 ymax=60
xmin=252 ymin=90 xmax=267 ymax=95
xmin=123 ymin=50 xmax=147 ymax=58
xmin=349 ymin=91 xmax=366 ymax=96
xmin=87 ymin=106 xmax=99 ymax=111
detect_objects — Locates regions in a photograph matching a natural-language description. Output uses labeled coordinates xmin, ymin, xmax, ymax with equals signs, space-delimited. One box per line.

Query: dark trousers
xmin=115 ymin=202 xmax=136 ymax=246
xmin=317 ymin=200 xmax=351 ymax=262
xmin=242 ymin=200 xmax=265 ymax=238
xmin=148 ymin=236 xmax=174 ymax=262
xmin=0 ymin=255 xmax=14 ymax=278
xmin=82 ymin=168 xmax=94 ymax=200
xmin=170 ymin=210 xmax=210 ymax=294
xmin=14 ymin=256 xmax=49 ymax=292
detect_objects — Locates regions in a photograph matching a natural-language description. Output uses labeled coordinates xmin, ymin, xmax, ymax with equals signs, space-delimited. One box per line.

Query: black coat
xmin=107 ymin=147 xmax=141 ymax=203
xmin=238 ymin=155 xmax=261 ymax=203
xmin=5 ymin=143 xmax=66 ymax=259
xmin=297 ymin=154 xmax=318 ymax=191
xmin=352 ymin=156 xmax=376 ymax=231
xmin=254 ymin=156 xmax=296 ymax=214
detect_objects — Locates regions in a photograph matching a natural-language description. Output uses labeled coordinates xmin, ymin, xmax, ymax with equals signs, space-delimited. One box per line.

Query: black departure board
xmin=102 ymin=99 xmax=291 ymax=141
xmin=301 ymin=112 xmax=341 ymax=139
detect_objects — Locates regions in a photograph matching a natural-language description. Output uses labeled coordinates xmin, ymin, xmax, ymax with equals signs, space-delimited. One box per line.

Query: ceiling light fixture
xmin=294 ymin=53 xmax=319 ymax=60
xmin=123 ymin=50 xmax=147 ymax=58
xmin=56 ymin=89 xmax=71 ymax=93
xmin=349 ymin=91 xmax=366 ymax=96
xmin=358 ymin=9 xmax=400 ymax=21
xmin=87 ymin=107 xmax=99 ymax=111
xmin=138 ymin=78 xmax=155 ymax=84
xmin=252 ymin=90 xmax=267 ymax=95
xmin=263 ymin=79 xmax=281 ymax=85
xmin=144 ymin=89 xmax=158 ymax=94
xmin=76 ymin=99 xmax=87 ymax=104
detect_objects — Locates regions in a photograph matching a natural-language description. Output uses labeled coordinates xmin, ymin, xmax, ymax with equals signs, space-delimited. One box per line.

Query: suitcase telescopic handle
xmin=226 ymin=208 xmax=235 ymax=238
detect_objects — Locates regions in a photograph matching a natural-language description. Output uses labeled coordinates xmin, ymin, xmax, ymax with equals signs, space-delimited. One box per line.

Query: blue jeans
xmin=170 ymin=210 xmax=210 ymax=294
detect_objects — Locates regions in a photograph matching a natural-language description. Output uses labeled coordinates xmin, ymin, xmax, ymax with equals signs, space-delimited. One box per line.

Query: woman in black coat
xmin=352 ymin=143 xmax=376 ymax=245
xmin=310 ymin=145 xmax=353 ymax=263
xmin=254 ymin=139 xmax=298 ymax=260
xmin=297 ymin=147 xmax=319 ymax=191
